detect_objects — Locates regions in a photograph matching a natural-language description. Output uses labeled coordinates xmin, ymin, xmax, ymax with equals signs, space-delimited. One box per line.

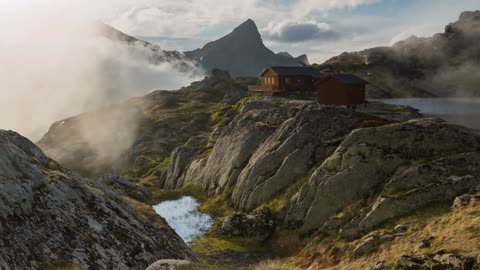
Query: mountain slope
xmin=185 ymin=19 xmax=305 ymax=77
xmin=316 ymin=10 xmax=480 ymax=98
xmin=97 ymin=23 xmax=201 ymax=74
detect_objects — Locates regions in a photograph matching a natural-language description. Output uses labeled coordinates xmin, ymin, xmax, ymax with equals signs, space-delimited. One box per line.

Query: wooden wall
xmin=316 ymin=78 xmax=366 ymax=105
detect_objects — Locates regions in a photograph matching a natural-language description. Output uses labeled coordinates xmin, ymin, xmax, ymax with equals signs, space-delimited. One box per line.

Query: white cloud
xmin=389 ymin=24 xmax=439 ymax=45
xmin=107 ymin=0 xmax=382 ymax=38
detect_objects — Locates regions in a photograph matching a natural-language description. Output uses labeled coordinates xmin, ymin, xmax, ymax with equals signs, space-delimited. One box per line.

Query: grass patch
xmin=152 ymin=183 xmax=209 ymax=203
xmin=123 ymin=196 xmax=171 ymax=232
xmin=39 ymin=262 xmax=81 ymax=270
xmin=199 ymin=187 xmax=236 ymax=217
xmin=177 ymin=263 xmax=236 ymax=270
xmin=123 ymin=156 xmax=170 ymax=181
xmin=191 ymin=236 xmax=266 ymax=256
xmin=210 ymin=103 xmax=232 ymax=127
xmin=354 ymin=112 xmax=395 ymax=129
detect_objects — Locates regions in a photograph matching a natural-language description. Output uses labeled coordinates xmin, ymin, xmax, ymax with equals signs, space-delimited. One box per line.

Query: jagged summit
xmin=233 ymin=18 xmax=261 ymax=39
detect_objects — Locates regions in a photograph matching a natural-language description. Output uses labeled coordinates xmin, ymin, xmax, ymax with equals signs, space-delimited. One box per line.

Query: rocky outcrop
xmin=285 ymin=118 xmax=480 ymax=234
xmin=231 ymin=107 xmax=360 ymax=210
xmin=98 ymin=175 xmax=152 ymax=202
xmin=146 ymin=259 xmax=192 ymax=270
xmin=163 ymin=100 xmax=422 ymax=213
xmin=219 ymin=208 xmax=275 ymax=241
xmin=353 ymin=153 xmax=480 ymax=235
xmin=163 ymin=103 xmax=302 ymax=194
xmin=396 ymin=253 xmax=478 ymax=270
xmin=353 ymin=233 xmax=404 ymax=258
xmin=0 ymin=130 xmax=192 ymax=269
xmin=452 ymin=193 xmax=480 ymax=209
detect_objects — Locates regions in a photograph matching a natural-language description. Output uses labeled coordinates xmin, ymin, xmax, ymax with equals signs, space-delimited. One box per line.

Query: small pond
xmin=153 ymin=196 xmax=213 ymax=244
xmin=378 ymin=98 xmax=480 ymax=130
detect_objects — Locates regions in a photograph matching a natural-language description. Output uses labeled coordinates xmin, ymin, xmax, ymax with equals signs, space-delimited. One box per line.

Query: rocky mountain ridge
xmin=100 ymin=19 xmax=307 ymax=78
xmin=316 ymin=10 xmax=480 ymax=98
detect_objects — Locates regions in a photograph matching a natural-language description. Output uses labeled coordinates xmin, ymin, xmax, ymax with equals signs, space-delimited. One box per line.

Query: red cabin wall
xmin=316 ymin=78 xmax=366 ymax=105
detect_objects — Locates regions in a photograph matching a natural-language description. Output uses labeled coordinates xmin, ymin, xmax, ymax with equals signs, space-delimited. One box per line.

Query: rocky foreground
xmin=0 ymin=130 xmax=191 ymax=269
xmin=15 ymin=73 xmax=480 ymax=269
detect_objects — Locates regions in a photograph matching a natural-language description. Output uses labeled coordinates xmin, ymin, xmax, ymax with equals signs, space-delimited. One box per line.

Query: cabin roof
xmin=260 ymin=66 xmax=322 ymax=78
xmin=331 ymin=74 xmax=369 ymax=85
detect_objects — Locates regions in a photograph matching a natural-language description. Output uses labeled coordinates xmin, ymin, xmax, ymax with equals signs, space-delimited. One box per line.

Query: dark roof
xmin=332 ymin=74 xmax=369 ymax=85
xmin=261 ymin=66 xmax=322 ymax=78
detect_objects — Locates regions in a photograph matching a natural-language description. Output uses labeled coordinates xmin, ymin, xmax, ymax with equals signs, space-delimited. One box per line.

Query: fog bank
xmin=0 ymin=0 xmax=202 ymax=141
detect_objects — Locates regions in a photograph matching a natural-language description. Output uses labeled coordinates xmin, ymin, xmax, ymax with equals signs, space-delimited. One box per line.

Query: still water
xmin=379 ymin=98 xmax=480 ymax=130
xmin=153 ymin=196 xmax=213 ymax=244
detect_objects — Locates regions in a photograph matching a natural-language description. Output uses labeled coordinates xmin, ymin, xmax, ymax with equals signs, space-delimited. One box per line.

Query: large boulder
xmin=285 ymin=118 xmax=480 ymax=234
xmin=0 ymin=130 xmax=192 ymax=269
xmin=396 ymin=253 xmax=478 ymax=270
xmin=146 ymin=259 xmax=191 ymax=270
xmin=219 ymin=208 xmax=275 ymax=241
xmin=352 ymin=153 xmax=480 ymax=235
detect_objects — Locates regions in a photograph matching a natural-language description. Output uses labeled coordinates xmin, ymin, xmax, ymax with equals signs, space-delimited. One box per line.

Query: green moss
xmin=390 ymin=106 xmax=412 ymax=115
xmin=176 ymin=263 xmax=236 ymax=270
xmin=123 ymin=156 xmax=170 ymax=181
xmin=153 ymin=183 xmax=208 ymax=203
xmin=191 ymin=236 xmax=266 ymax=256
xmin=210 ymin=103 xmax=232 ymax=127
xmin=199 ymin=187 xmax=236 ymax=217
xmin=39 ymin=261 xmax=82 ymax=270
xmin=354 ymin=112 xmax=396 ymax=129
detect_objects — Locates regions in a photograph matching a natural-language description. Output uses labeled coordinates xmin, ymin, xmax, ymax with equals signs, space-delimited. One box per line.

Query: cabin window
xmin=286 ymin=78 xmax=290 ymax=84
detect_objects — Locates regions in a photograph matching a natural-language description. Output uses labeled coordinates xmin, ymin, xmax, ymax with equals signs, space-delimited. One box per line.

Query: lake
xmin=153 ymin=196 xmax=213 ymax=244
xmin=378 ymin=98 xmax=480 ymax=130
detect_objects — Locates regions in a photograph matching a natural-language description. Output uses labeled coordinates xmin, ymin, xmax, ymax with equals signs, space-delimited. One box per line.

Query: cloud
xmin=389 ymin=24 xmax=439 ymax=45
xmin=263 ymin=21 xmax=342 ymax=43
xmin=107 ymin=0 xmax=382 ymax=38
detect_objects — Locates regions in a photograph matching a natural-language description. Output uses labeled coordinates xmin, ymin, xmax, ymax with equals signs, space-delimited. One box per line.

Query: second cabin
xmin=248 ymin=66 xmax=322 ymax=96
xmin=315 ymin=74 xmax=368 ymax=106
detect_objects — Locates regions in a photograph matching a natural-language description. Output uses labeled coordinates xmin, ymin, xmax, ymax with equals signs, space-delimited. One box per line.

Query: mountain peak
xmin=230 ymin=19 xmax=262 ymax=42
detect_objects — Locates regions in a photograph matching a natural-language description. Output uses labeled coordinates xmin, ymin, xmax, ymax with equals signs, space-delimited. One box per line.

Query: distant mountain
xmin=97 ymin=23 xmax=200 ymax=74
xmin=184 ymin=19 xmax=307 ymax=77
xmin=316 ymin=10 xmax=480 ymax=98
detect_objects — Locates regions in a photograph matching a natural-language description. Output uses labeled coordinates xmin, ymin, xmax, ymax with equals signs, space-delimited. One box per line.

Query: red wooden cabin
xmin=315 ymin=74 xmax=368 ymax=106
xmin=248 ymin=66 xmax=322 ymax=96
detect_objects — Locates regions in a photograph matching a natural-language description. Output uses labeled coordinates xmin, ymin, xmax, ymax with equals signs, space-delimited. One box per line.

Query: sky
xmin=105 ymin=0 xmax=480 ymax=63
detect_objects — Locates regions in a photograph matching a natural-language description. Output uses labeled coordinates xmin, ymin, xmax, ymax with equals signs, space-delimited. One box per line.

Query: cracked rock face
xmin=353 ymin=153 xmax=480 ymax=235
xmin=0 ymin=130 xmax=192 ymax=270
xmin=231 ymin=107 xmax=359 ymax=210
xmin=285 ymin=118 xmax=480 ymax=234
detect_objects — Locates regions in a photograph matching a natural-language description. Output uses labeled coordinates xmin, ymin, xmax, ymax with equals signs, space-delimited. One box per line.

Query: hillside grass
xmin=298 ymin=202 xmax=480 ymax=269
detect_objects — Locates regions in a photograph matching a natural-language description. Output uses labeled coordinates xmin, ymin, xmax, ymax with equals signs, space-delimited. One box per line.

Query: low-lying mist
xmin=0 ymin=1 xmax=203 ymax=141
